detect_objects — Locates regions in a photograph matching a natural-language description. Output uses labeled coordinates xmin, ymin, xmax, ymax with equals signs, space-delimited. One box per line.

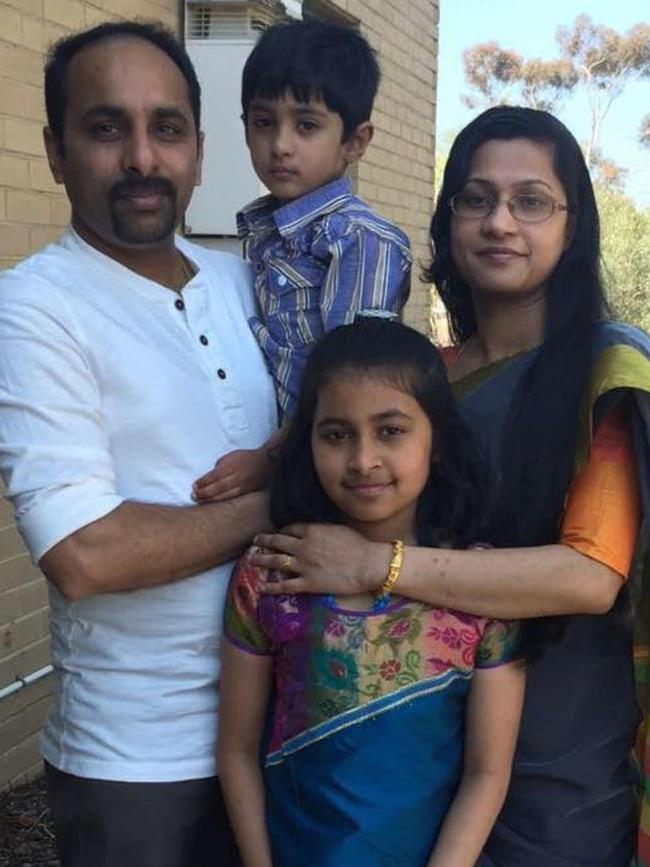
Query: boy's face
xmin=244 ymin=91 xmax=372 ymax=202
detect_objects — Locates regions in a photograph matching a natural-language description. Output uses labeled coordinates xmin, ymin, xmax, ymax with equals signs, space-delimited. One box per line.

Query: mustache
xmin=109 ymin=176 xmax=176 ymax=202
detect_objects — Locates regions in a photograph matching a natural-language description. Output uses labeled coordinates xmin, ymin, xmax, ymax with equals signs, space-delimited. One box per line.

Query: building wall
xmin=0 ymin=0 xmax=438 ymax=788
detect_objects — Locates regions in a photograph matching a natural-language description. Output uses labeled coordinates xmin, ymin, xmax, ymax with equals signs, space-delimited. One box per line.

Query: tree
xmin=462 ymin=43 xmax=576 ymax=112
xmin=597 ymin=185 xmax=650 ymax=331
xmin=462 ymin=17 xmax=650 ymax=169
xmin=640 ymin=114 xmax=650 ymax=151
xmin=557 ymin=16 xmax=650 ymax=168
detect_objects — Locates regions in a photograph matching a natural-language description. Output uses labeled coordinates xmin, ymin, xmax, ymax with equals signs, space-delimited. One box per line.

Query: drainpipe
xmin=0 ymin=665 xmax=54 ymax=702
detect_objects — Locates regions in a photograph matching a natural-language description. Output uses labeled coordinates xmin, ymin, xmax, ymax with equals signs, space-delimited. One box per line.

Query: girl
xmin=249 ymin=107 xmax=650 ymax=866
xmin=218 ymin=318 xmax=525 ymax=867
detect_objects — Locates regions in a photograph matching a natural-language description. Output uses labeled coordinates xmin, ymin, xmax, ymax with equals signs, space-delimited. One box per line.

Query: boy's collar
xmin=237 ymin=176 xmax=353 ymax=239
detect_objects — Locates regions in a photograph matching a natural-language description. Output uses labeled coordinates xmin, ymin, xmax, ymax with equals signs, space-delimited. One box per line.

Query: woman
xmin=250 ymin=106 xmax=650 ymax=866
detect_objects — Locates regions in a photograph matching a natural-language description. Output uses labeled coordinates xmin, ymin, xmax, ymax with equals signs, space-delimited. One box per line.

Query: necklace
xmin=178 ymin=253 xmax=195 ymax=287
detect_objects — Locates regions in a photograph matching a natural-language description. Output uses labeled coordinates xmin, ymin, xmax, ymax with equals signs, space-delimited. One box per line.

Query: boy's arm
xmin=218 ymin=638 xmax=274 ymax=867
xmin=426 ymin=661 xmax=525 ymax=867
xmin=192 ymin=428 xmax=286 ymax=503
xmin=320 ymin=227 xmax=411 ymax=332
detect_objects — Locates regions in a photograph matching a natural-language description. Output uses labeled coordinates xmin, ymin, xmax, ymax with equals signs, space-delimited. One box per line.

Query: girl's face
xmin=311 ymin=374 xmax=433 ymax=543
xmin=450 ymin=138 xmax=571 ymax=303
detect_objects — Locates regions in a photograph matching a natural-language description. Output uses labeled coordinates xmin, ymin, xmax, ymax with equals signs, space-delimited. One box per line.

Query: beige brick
xmin=22 ymin=85 xmax=46 ymax=122
xmin=0 ymin=730 xmax=42 ymax=789
xmin=0 ymin=610 xmax=49 ymax=656
xmin=0 ymin=638 xmax=51 ymax=692
xmin=0 ymin=6 xmax=23 ymax=45
xmin=0 ymin=526 xmax=27 ymax=563
xmin=0 ymin=555 xmax=41 ymax=596
xmin=0 ymin=696 xmax=49 ymax=754
xmin=0 ymin=497 xmax=14 ymax=529
xmin=43 ymin=0 xmax=85 ymax=29
xmin=50 ymin=194 xmax=70 ymax=226
xmin=0 ymin=81 xmax=24 ymax=116
xmin=0 ymin=578 xmax=48 ymax=623
xmin=0 ymin=43 xmax=42 ymax=88
xmin=0 ymin=224 xmax=31 ymax=258
xmin=1 ymin=0 xmax=43 ymax=16
xmin=6 ymin=189 xmax=51 ymax=225
xmin=0 ymin=668 xmax=51 ymax=720
xmin=29 ymin=223 xmax=62 ymax=251
xmin=28 ymin=157 xmax=58 ymax=192
xmin=3 ymin=117 xmax=46 ymax=157
xmin=21 ymin=14 xmax=46 ymax=52
xmin=0 ymin=154 xmax=29 ymax=189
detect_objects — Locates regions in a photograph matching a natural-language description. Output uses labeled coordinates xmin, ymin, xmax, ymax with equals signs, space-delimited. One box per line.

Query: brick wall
xmin=0 ymin=0 xmax=179 ymax=791
xmin=339 ymin=0 xmax=439 ymax=332
xmin=0 ymin=0 xmax=438 ymax=788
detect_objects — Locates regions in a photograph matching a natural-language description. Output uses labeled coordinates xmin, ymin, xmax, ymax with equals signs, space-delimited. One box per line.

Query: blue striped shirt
xmin=237 ymin=177 xmax=412 ymax=418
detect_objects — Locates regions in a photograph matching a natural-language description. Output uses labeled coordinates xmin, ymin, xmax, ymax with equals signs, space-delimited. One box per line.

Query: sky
xmin=436 ymin=0 xmax=650 ymax=207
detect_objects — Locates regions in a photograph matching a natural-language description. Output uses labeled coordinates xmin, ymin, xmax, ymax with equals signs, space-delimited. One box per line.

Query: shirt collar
xmin=237 ymin=176 xmax=353 ymax=239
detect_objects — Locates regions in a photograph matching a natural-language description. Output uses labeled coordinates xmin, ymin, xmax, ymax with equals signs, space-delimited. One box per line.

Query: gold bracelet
xmin=375 ymin=539 xmax=404 ymax=608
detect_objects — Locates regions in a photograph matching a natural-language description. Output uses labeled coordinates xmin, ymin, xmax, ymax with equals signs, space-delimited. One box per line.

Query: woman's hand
xmin=249 ymin=523 xmax=391 ymax=596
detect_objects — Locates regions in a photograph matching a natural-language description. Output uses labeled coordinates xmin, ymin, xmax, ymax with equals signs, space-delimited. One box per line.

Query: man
xmin=0 ymin=21 xmax=277 ymax=867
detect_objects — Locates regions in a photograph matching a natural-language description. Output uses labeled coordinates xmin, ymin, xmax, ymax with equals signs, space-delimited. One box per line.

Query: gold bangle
xmin=375 ymin=539 xmax=404 ymax=607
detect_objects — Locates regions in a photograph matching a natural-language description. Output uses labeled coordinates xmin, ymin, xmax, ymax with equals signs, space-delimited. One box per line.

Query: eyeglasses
xmin=450 ymin=191 xmax=570 ymax=223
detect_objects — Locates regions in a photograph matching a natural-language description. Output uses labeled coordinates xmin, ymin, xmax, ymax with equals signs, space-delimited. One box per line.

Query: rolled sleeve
xmin=0 ymin=278 xmax=124 ymax=562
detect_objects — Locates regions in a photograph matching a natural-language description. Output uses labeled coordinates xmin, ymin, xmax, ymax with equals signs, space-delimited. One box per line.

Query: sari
xmin=450 ymin=320 xmax=650 ymax=867
xmin=224 ymin=554 xmax=522 ymax=867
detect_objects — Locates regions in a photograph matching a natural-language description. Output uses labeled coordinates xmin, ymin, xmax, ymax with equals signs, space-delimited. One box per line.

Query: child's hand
xmin=192 ymin=447 xmax=271 ymax=502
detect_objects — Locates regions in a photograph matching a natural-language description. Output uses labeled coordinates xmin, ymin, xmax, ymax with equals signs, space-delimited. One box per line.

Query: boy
xmin=193 ymin=20 xmax=411 ymax=503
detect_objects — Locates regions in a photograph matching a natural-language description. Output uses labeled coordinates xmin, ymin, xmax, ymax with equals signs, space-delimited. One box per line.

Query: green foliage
xmin=597 ymin=185 xmax=650 ymax=330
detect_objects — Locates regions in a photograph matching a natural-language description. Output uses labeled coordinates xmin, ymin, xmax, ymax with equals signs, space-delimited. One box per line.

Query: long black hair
xmin=426 ymin=106 xmax=607 ymax=549
xmin=271 ymin=318 xmax=487 ymax=549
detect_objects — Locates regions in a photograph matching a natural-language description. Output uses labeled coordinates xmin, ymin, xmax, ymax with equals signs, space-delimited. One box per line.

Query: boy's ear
xmin=343 ymin=121 xmax=374 ymax=166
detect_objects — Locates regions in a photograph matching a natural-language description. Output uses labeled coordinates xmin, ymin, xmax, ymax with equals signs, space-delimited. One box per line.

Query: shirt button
xmin=277 ymin=275 xmax=287 ymax=287
xmin=254 ymin=262 xmax=264 ymax=273
xmin=199 ymin=335 xmax=209 ymax=346
xmin=174 ymin=298 xmax=185 ymax=311
xmin=217 ymin=369 xmax=227 ymax=380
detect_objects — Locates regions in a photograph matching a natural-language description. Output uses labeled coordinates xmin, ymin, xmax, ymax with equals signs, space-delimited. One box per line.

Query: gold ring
xmin=281 ymin=555 xmax=293 ymax=572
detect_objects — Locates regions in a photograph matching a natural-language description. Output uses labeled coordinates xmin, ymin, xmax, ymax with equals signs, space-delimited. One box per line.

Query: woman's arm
xmin=250 ymin=526 xmax=622 ymax=619
xmin=427 ymin=661 xmax=526 ymax=867
xmin=217 ymin=639 xmax=274 ymax=867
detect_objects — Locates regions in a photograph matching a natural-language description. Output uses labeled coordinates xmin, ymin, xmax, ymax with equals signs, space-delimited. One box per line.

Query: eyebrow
xmin=81 ymin=104 xmax=190 ymax=123
xmin=248 ymin=99 xmax=329 ymax=117
xmin=465 ymin=176 xmax=554 ymax=191
xmin=316 ymin=409 xmax=412 ymax=426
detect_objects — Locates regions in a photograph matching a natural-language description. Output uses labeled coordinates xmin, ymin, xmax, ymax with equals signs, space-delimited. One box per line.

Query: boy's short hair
xmin=241 ymin=21 xmax=380 ymax=139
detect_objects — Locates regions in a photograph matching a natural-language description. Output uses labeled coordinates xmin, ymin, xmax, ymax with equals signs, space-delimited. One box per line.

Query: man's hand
xmin=192 ymin=447 xmax=271 ymax=503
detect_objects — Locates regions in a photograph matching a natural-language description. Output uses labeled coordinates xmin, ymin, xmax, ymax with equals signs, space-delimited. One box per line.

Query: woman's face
xmin=450 ymin=138 xmax=571 ymax=303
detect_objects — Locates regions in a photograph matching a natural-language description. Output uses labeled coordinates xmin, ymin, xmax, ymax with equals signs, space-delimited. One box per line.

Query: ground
xmin=0 ymin=776 xmax=58 ymax=867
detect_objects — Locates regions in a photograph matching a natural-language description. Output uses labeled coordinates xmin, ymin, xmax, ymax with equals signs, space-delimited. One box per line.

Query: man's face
xmin=45 ymin=36 xmax=203 ymax=254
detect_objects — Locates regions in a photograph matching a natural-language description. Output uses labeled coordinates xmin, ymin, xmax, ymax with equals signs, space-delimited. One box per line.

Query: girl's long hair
xmin=425 ymin=106 xmax=607 ymax=549
xmin=270 ymin=318 xmax=487 ymax=549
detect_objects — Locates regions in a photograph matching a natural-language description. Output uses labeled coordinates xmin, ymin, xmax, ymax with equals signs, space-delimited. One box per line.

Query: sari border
xmin=265 ymin=668 xmax=472 ymax=767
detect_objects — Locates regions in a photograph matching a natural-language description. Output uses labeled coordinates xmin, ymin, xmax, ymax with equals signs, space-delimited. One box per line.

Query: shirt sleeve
xmin=224 ymin=552 xmax=271 ymax=655
xmin=0 ymin=277 xmax=124 ymax=562
xmin=560 ymin=402 xmax=641 ymax=578
xmin=320 ymin=227 xmax=411 ymax=333
xmin=475 ymin=619 xmax=524 ymax=668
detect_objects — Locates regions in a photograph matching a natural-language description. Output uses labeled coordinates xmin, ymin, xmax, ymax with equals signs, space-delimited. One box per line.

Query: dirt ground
xmin=0 ymin=775 xmax=58 ymax=867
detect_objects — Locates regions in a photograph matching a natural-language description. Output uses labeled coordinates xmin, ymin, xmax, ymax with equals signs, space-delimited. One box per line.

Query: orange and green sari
xmin=448 ymin=320 xmax=650 ymax=867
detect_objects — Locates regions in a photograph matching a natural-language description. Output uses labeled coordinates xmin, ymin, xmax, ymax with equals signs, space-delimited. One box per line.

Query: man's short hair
xmin=241 ymin=21 xmax=380 ymax=140
xmin=44 ymin=20 xmax=201 ymax=147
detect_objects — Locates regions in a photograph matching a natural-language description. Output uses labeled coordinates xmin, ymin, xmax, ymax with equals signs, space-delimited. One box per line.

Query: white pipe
xmin=0 ymin=664 xmax=54 ymax=702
